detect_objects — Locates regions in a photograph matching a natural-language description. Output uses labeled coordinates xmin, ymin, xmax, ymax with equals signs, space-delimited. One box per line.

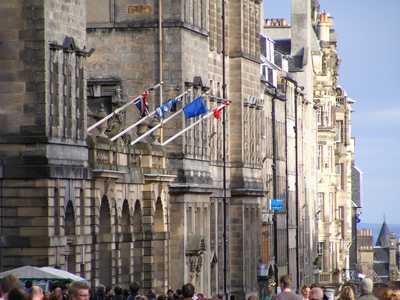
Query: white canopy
xmin=0 ymin=266 xmax=86 ymax=282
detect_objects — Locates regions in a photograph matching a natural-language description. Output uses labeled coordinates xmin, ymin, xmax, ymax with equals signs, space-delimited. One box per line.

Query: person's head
xmin=54 ymin=288 xmax=63 ymax=299
xmin=25 ymin=282 xmax=33 ymax=291
xmin=167 ymin=290 xmax=174 ymax=298
xmin=129 ymin=283 xmax=140 ymax=296
xmin=31 ymin=286 xmax=44 ymax=300
xmin=247 ymin=295 xmax=258 ymax=300
xmin=181 ymin=284 xmax=195 ymax=299
xmin=301 ymin=286 xmax=310 ymax=299
xmin=279 ymin=275 xmax=292 ymax=290
xmin=390 ymin=290 xmax=400 ymax=300
xmin=1 ymin=275 xmax=21 ymax=299
xmin=339 ymin=286 xmax=354 ymax=300
xmin=95 ymin=286 xmax=105 ymax=297
xmin=68 ymin=282 xmax=90 ymax=300
xmin=360 ymin=278 xmax=373 ymax=295
xmin=114 ymin=287 xmax=122 ymax=296
xmin=309 ymin=288 xmax=323 ymax=300
xmin=8 ymin=288 xmax=27 ymax=300
xmin=382 ymin=288 xmax=394 ymax=300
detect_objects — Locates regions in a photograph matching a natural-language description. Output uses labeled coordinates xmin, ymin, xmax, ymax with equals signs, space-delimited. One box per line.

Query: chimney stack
xmin=318 ymin=11 xmax=331 ymax=42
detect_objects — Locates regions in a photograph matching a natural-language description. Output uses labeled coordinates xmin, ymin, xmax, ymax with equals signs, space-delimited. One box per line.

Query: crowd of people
xmin=1 ymin=273 xmax=400 ymax=300
xmin=267 ymin=275 xmax=399 ymax=300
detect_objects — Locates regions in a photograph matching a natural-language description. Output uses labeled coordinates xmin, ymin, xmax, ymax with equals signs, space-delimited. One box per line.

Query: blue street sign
xmin=271 ymin=199 xmax=285 ymax=212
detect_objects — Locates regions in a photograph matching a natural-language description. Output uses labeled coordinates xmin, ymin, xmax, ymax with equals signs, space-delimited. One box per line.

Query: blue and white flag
xmin=156 ymin=98 xmax=179 ymax=118
xmin=182 ymin=96 xmax=208 ymax=119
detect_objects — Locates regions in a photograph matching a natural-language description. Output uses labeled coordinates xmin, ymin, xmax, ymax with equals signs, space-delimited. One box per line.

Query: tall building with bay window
xmin=313 ymin=11 xmax=355 ymax=284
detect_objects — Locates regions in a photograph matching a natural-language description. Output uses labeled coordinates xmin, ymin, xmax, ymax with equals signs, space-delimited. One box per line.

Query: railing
xmin=320 ymin=272 xmax=332 ymax=283
xmin=89 ymin=144 xmax=132 ymax=174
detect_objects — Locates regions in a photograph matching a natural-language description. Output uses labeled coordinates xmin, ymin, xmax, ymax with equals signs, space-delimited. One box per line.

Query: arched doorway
xmin=153 ymin=197 xmax=166 ymax=293
xmin=120 ymin=200 xmax=132 ymax=287
xmin=65 ymin=201 xmax=76 ymax=274
xmin=133 ymin=200 xmax=143 ymax=284
xmin=99 ymin=196 xmax=112 ymax=287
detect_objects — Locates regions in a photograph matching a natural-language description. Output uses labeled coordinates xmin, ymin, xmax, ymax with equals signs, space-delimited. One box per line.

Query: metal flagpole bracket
xmin=110 ymin=89 xmax=190 ymax=142
xmin=87 ymin=82 xmax=163 ymax=133
xmin=129 ymin=91 xmax=209 ymax=147
xmin=161 ymin=103 xmax=227 ymax=146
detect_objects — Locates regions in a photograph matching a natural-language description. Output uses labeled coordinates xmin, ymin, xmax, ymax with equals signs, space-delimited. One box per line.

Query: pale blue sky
xmin=264 ymin=0 xmax=400 ymax=224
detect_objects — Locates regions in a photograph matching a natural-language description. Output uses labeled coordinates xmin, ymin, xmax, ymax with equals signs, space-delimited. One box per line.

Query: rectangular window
xmin=318 ymin=145 xmax=323 ymax=170
xmin=327 ymin=146 xmax=332 ymax=169
xmin=318 ymin=242 xmax=324 ymax=256
xmin=317 ymin=107 xmax=322 ymax=126
xmin=260 ymin=35 xmax=267 ymax=58
xmin=318 ymin=241 xmax=325 ymax=271
xmin=336 ymin=163 xmax=341 ymax=175
xmin=317 ymin=192 xmax=324 ymax=220
xmin=336 ymin=120 xmax=343 ymax=142
xmin=339 ymin=206 xmax=344 ymax=220
xmin=324 ymin=104 xmax=331 ymax=127
xmin=336 ymin=163 xmax=344 ymax=190
xmin=267 ymin=67 xmax=273 ymax=85
xmin=328 ymin=192 xmax=334 ymax=223
xmin=341 ymin=163 xmax=345 ymax=189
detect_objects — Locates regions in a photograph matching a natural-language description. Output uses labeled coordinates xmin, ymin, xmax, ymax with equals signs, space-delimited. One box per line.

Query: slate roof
xmin=376 ymin=221 xmax=391 ymax=247
xmin=374 ymin=247 xmax=389 ymax=262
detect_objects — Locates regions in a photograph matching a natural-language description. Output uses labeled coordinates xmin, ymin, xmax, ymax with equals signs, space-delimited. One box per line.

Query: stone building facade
xmin=86 ymin=0 xmax=267 ymax=297
xmin=0 ymin=0 xmax=173 ymax=292
xmin=0 ymin=0 xmax=356 ymax=296
xmin=313 ymin=12 xmax=355 ymax=284
xmin=264 ymin=0 xmax=320 ymax=287
xmin=264 ymin=0 xmax=356 ymax=286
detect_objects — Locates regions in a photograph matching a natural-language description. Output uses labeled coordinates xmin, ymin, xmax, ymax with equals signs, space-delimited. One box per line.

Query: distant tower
xmin=374 ymin=221 xmax=400 ymax=282
xmin=376 ymin=220 xmax=391 ymax=247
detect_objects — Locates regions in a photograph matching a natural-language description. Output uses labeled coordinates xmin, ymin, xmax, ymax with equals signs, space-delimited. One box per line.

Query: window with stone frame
xmin=316 ymin=192 xmax=324 ymax=221
xmin=327 ymin=146 xmax=332 ymax=169
xmin=49 ymin=39 xmax=87 ymax=140
xmin=336 ymin=163 xmax=345 ymax=190
xmin=49 ymin=49 xmax=60 ymax=135
xmin=328 ymin=192 xmax=334 ymax=223
xmin=323 ymin=103 xmax=331 ymax=127
xmin=75 ymin=55 xmax=85 ymax=140
xmin=317 ymin=144 xmax=322 ymax=169
xmin=54 ymin=188 xmax=60 ymax=236
xmin=87 ymin=79 xmax=124 ymax=138
xmin=183 ymin=87 xmax=209 ymax=160
xmin=316 ymin=106 xmax=322 ymax=126
xmin=336 ymin=120 xmax=343 ymax=142
xmin=209 ymin=0 xmax=217 ymax=50
xmin=63 ymin=51 xmax=72 ymax=138
xmin=339 ymin=206 xmax=345 ymax=238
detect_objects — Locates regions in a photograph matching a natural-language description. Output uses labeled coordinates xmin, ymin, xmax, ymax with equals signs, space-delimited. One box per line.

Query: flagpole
xmin=110 ymin=110 xmax=156 ymax=141
xmin=222 ymin=0 xmax=228 ymax=299
xmin=161 ymin=104 xmax=226 ymax=146
xmin=130 ymin=109 xmax=183 ymax=146
xmin=87 ymin=82 xmax=162 ymax=133
xmin=110 ymin=90 xmax=189 ymax=142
